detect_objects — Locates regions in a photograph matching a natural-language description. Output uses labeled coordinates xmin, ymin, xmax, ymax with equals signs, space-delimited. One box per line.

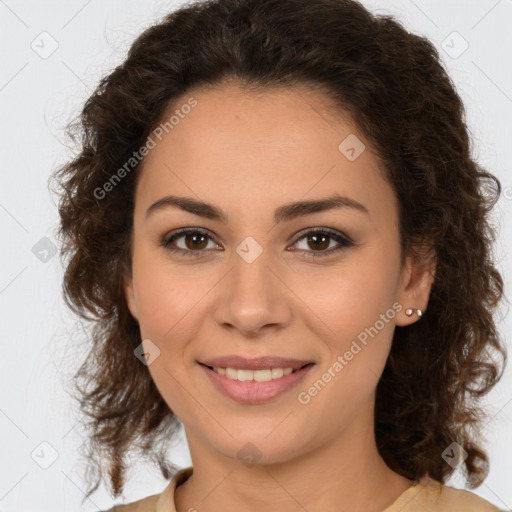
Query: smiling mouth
xmin=200 ymin=362 xmax=313 ymax=382
xmin=198 ymin=361 xmax=315 ymax=404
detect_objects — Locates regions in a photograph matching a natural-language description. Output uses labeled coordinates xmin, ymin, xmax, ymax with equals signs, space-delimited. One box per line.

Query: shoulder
xmin=101 ymin=492 xmax=159 ymax=512
xmin=100 ymin=466 xmax=193 ymax=512
xmin=384 ymin=476 xmax=503 ymax=512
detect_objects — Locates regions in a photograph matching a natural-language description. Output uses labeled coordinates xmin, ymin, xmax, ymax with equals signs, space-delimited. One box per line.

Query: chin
xmin=208 ymin=431 xmax=311 ymax=468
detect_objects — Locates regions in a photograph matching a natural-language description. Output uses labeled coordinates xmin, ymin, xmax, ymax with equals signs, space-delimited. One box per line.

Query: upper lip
xmin=199 ymin=355 xmax=314 ymax=371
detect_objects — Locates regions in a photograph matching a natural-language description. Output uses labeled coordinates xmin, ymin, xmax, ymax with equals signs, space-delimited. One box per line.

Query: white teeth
xmin=213 ymin=366 xmax=295 ymax=381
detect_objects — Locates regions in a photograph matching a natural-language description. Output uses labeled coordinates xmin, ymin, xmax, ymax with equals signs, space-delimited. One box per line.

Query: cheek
xmin=290 ymin=247 xmax=400 ymax=400
xmin=293 ymin=272 xmax=398 ymax=426
xmin=130 ymin=244 xmax=199 ymax=417
xmin=131 ymin=241 xmax=203 ymax=331
xmin=292 ymin=247 xmax=399 ymax=343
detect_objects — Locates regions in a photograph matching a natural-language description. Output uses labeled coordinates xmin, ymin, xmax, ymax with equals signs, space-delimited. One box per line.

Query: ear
xmin=123 ymin=273 xmax=139 ymax=322
xmin=395 ymin=244 xmax=436 ymax=327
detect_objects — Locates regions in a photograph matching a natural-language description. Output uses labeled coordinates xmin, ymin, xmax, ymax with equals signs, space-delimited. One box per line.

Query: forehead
xmin=161 ymin=83 xmax=352 ymax=149
xmin=135 ymin=83 xmax=396 ymax=225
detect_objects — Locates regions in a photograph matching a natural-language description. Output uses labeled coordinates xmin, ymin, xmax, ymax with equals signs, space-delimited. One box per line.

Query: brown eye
xmin=183 ymin=232 xmax=208 ymax=250
xmin=161 ymin=228 xmax=219 ymax=257
xmin=161 ymin=227 xmax=354 ymax=259
xmin=306 ymin=233 xmax=330 ymax=251
xmin=292 ymin=229 xmax=354 ymax=257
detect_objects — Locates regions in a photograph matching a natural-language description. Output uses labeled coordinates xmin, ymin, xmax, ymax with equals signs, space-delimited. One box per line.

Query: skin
xmin=124 ymin=82 xmax=435 ymax=512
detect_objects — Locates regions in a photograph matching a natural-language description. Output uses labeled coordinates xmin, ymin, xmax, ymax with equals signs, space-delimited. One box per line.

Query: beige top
xmin=105 ymin=466 xmax=501 ymax=512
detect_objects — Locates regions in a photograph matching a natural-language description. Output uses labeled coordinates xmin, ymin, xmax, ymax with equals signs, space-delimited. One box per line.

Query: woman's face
xmin=124 ymin=83 xmax=432 ymax=465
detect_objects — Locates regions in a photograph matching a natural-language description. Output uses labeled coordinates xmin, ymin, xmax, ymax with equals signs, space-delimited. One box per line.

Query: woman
xmin=51 ymin=0 xmax=507 ymax=510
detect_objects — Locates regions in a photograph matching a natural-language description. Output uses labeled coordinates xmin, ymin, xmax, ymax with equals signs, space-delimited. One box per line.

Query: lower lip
xmin=199 ymin=363 xmax=315 ymax=404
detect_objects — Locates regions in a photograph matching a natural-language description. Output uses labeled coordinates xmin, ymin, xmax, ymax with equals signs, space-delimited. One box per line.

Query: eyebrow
xmin=145 ymin=193 xmax=369 ymax=223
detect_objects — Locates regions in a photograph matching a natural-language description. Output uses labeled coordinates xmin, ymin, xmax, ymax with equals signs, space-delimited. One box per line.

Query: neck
xmin=174 ymin=403 xmax=414 ymax=512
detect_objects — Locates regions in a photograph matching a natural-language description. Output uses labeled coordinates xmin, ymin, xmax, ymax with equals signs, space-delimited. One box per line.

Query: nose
xmin=212 ymin=247 xmax=293 ymax=337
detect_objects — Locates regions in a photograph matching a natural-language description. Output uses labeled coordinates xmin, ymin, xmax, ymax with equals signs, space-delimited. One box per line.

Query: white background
xmin=1 ymin=0 xmax=511 ymax=510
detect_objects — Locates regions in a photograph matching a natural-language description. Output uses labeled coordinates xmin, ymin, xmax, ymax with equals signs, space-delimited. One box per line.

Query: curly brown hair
xmin=50 ymin=0 xmax=506 ymax=502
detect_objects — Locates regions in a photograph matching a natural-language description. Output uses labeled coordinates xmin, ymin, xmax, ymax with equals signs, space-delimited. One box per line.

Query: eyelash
xmin=160 ymin=227 xmax=355 ymax=259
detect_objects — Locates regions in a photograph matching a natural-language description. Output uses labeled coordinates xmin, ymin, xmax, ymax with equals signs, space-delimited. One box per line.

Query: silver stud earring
xmin=405 ymin=308 xmax=413 ymax=316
